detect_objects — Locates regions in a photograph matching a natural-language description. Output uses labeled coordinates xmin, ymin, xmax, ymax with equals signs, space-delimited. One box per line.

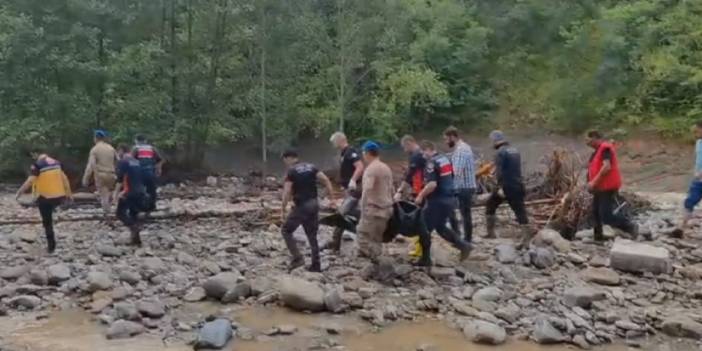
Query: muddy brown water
xmin=1 ymin=305 xmax=649 ymax=351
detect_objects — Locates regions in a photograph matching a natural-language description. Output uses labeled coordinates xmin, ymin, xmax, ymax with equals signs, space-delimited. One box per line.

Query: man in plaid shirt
xmin=443 ymin=126 xmax=477 ymax=243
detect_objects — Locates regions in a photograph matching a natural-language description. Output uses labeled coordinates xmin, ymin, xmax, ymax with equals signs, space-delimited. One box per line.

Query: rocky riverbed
xmin=1 ymin=179 xmax=701 ymax=351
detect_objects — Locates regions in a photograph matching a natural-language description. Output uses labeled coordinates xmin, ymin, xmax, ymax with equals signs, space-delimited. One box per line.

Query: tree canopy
xmin=1 ymin=0 xmax=700 ymax=174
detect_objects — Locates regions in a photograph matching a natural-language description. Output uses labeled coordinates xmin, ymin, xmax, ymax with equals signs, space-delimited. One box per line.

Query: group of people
xmin=280 ymin=127 xmax=646 ymax=272
xmin=15 ymin=131 xmax=163 ymax=253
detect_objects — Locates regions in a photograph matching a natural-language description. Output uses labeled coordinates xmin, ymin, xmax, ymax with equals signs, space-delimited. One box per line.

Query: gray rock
xmin=568 ymin=253 xmax=587 ymax=265
xmin=114 ymin=302 xmax=141 ymax=321
xmin=324 ymin=288 xmax=345 ymax=313
xmin=29 ymin=269 xmax=48 ymax=286
xmin=87 ymin=271 xmax=113 ymax=292
xmin=19 ymin=230 xmax=38 ymax=243
xmin=472 ymin=287 xmax=502 ymax=302
xmin=495 ymin=244 xmax=518 ymax=264
xmin=136 ymin=299 xmax=165 ymax=318
xmin=106 ymin=320 xmax=145 ymax=339
xmin=140 ymin=257 xmax=166 ymax=279
xmin=1 ymin=265 xmax=29 ymax=280
xmin=278 ymin=276 xmax=325 ymax=312
xmin=184 ymin=287 xmax=207 ymax=302
xmin=203 ymin=272 xmax=241 ymax=300
xmin=463 ymin=320 xmax=507 ymax=345
xmin=610 ymin=239 xmax=671 ymax=275
xmin=375 ymin=257 xmax=397 ymax=282
xmin=176 ymin=251 xmax=197 ymax=265
xmin=221 ymin=282 xmax=252 ymax=303
xmin=534 ymin=229 xmax=571 ymax=253
xmin=47 ymin=264 xmax=71 ymax=285
xmin=529 ymin=247 xmax=555 ymax=269
xmin=195 ymin=318 xmax=233 ymax=350
xmin=250 ymin=277 xmax=274 ymax=296
xmin=118 ymin=270 xmax=141 ymax=285
xmin=8 ymin=295 xmax=41 ymax=309
xmin=278 ymin=324 xmax=298 ymax=335
xmin=532 ymin=318 xmax=566 ymax=344
xmin=582 ymin=267 xmax=620 ymax=286
xmin=563 ymin=287 xmax=606 ymax=308
xmin=661 ymin=317 xmax=702 ymax=339
xmin=494 ymin=303 xmax=520 ymax=323
xmin=573 ymin=334 xmax=590 ymax=349
xmin=615 ymin=320 xmax=641 ymax=331
xmin=97 ymin=244 xmax=123 ymax=257
xmin=429 ymin=267 xmax=456 ymax=281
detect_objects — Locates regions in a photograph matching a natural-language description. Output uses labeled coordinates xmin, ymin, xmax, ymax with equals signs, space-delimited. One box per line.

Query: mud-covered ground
xmin=0 ymin=173 xmax=701 ymax=351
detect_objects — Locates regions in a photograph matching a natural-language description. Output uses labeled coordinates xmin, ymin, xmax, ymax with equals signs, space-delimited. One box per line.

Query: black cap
xmin=281 ymin=149 xmax=299 ymax=159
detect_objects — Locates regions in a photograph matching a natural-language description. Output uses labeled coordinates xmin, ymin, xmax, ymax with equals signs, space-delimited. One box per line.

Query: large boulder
xmin=114 ymin=302 xmax=141 ymax=321
xmin=221 ymin=282 xmax=252 ymax=303
xmin=47 ymin=264 xmax=71 ymax=285
xmin=324 ymin=288 xmax=345 ymax=313
xmin=184 ymin=287 xmax=207 ymax=302
xmin=194 ymin=318 xmax=233 ymax=350
xmin=29 ymin=269 xmax=49 ymax=286
xmin=610 ymin=239 xmax=670 ymax=275
xmin=563 ymin=287 xmax=606 ymax=308
xmin=463 ymin=320 xmax=507 ymax=345
xmin=106 ymin=320 xmax=146 ymax=339
xmin=203 ymin=272 xmax=241 ymax=300
xmin=278 ymin=276 xmax=325 ymax=312
xmin=661 ymin=317 xmax=702 ymax=339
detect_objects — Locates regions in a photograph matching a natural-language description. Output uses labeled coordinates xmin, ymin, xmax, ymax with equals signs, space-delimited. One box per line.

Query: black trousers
xmin=592 ymin=190 xmax=635 ymax=237
xmin=485 ymin=186 xmax=529 ymax=225
xmin=449 ymin=188 xmax=474 ymax=242
xmin=282 ymin=199 xmax=320 ymax=264
xmin=117 ymin=193 xmax=143 ymax=227
xmin=37 ymin=196 xmax=63 ymax=249
xmin=142 ymin=171 xmax=158 ymax=212
xmin=423 ymin=198 xmax=469 ymax=251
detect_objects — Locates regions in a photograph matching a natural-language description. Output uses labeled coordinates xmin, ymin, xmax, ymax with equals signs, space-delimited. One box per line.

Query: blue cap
xmin=362 ymin=140 xmax=380 ymax=153
xmin=94 ymin=129 xmax=108 ymax=138
xmin=489 ymin=130 xmax=505 ymax=143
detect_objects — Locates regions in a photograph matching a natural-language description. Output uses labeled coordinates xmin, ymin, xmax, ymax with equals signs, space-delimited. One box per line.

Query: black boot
xmin=46 ymin=231 xmax=57 ymax=254
xmin=130 ymin=225 xmax=142 ymax=247
xmin=307 ymin=261 xmax=321 ymax=272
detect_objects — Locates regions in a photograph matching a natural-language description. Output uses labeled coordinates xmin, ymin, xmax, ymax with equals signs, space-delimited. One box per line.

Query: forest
xmin=1 ymin=0 xmax=701 ymax=174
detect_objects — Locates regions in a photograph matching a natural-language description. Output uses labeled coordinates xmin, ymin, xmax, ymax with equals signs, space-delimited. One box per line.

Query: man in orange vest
xmin=586 ymin=130 xmax=638 ymax=241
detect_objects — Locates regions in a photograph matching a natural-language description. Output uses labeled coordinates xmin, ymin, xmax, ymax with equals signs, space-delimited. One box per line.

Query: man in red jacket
xmin=586 ymin=130 xmax=638 ymax=241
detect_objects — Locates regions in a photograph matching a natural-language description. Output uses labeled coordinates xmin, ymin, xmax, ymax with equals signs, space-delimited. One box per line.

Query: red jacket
xmin=588 ymin=142 xmax=622 ymax=191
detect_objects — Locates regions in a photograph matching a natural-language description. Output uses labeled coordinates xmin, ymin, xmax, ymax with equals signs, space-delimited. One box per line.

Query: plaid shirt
xmin=451 ymin=141 xmax=477 ymax=190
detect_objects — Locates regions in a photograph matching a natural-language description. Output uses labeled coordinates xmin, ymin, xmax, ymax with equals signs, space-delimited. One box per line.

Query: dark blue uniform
xmin=132 ymin=143 xmax=161 ymax=211
xmin=417 ymin=154 xmax=470 ymax=264
xmin=486 ymin=143 xmax=528 ymax=224
xmin=116 ymin=155 xmax=146 ymax=229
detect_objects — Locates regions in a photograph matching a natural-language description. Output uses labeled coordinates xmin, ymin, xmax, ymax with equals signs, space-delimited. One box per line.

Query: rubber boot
xmin=46 ymin=230 xmax=57 ymax=254
xmin=308 ymin=261 xmax=321 ymax=273
xmin=130 ymin=225 xmax=142 ymax=247
xmin=408 ymin=236 xmax=422 ymax=258
xmin=459 ymin=242 xmax=473 ymax=261
xmin=516 ymin=224 xmax=535 ymax=250
xmin=485 ymin=215 xmax=497 ymax=239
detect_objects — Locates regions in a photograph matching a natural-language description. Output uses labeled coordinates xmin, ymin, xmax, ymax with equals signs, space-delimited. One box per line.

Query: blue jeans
xmin=685 ymin=180 xmax=702 ymax=211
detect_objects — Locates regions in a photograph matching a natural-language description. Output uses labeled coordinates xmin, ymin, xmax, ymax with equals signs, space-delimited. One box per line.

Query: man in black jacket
xmin=485 ymin=131 xmax=533 ymax=249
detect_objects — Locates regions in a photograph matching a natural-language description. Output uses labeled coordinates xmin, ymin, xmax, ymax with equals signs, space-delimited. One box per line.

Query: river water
xmin=0 ymin=305 xmax=670 ymax=351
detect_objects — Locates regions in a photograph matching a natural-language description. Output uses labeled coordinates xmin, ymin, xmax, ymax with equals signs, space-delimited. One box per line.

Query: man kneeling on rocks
xmin=281 ymin=149 xmax=336 ymax=272
xmin=114 ymin=144 xmax=148 ymax=246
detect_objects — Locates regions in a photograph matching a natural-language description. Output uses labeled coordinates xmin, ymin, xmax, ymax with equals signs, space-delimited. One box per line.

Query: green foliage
xmin=1 ymin=0 xmax=702 ymax=174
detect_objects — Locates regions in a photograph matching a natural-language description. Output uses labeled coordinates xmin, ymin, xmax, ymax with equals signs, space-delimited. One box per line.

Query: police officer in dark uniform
xmin=114 ymin=144 xmax=148 ymax=246
xmin=327 ymin=132 xmax=364 ymax=252
xmin=414 ymin=141 xmax=472 ymax=266
xmin=132 ymin=135 xmax=163 ymax=212
xmin=281 ymin=149 xmax=336 ymax=272
xmin=485 ymin=131 xmax=532 ymax=248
